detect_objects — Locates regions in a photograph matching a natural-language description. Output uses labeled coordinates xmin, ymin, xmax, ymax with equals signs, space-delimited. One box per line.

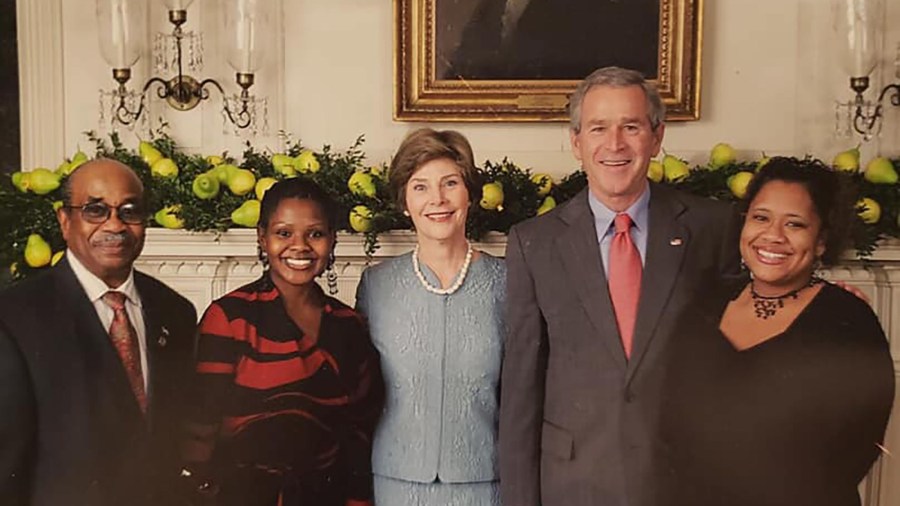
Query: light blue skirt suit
xmin=355 ymin=252 xmax=506 ymax=506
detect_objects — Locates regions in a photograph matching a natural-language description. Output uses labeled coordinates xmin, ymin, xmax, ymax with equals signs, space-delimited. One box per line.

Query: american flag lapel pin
xmin=158 ymin=326 xmax=169 ymax=347
xmin=669 ymin=237 xmax=684 ymax=246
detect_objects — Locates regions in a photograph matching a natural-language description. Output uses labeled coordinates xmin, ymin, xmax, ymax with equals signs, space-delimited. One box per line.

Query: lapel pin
xmin=158 ymin=326 xmax=169 ymax=347
xmin=669 ymin=237 xmax=683 ymax=246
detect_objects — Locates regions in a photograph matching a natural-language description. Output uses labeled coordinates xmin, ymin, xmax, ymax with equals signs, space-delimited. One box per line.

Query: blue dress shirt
xmin=587 ymin=187 xmax=650 ymax=276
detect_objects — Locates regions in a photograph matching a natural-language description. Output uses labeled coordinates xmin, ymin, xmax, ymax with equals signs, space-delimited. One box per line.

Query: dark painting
xmin=0 ymin=0 xmax=19 ymax=173
xmin=435 ymin=0 xmax=660 ymax=81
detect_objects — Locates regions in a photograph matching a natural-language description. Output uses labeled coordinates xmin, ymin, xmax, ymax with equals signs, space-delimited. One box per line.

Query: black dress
xmin=658 ymin=282 xmax=894 ymax=506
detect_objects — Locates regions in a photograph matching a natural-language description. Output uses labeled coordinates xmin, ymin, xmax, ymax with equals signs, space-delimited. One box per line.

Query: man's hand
xmin=834 ymin=281 xmax=871 ymax=305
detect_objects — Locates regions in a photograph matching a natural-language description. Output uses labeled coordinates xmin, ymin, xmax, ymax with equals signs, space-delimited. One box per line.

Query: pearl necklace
xmin=412 ymin=242 xmax=473 ymax=295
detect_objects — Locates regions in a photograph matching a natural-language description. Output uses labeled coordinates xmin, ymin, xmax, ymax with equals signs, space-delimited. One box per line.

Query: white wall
xmin=18 ymin=0 xmax=899 ymax=175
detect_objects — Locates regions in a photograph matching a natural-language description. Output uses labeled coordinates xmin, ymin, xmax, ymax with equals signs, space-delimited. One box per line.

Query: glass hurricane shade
xmin=222 ymin=0 xmax=269 ymax=73
xmin=833 ymin=0 xmax=883 ymax=78
xmin=162 ymin=0 xmax=195 ymax=10
xmin=96 ymin=0 xmax=145 ymax=69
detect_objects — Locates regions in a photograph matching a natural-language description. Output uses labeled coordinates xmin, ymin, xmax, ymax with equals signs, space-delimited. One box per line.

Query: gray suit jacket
xmin=499 ymin=185 xmax=741 ymax=506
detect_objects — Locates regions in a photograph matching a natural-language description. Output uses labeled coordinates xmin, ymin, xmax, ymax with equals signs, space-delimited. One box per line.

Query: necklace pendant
xmin=749 ymin=277 xmax=822 ymax=320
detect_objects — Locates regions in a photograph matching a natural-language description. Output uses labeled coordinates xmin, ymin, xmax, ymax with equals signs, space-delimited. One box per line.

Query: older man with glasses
xmin=0 ymin=158 xmax=197 ymax=506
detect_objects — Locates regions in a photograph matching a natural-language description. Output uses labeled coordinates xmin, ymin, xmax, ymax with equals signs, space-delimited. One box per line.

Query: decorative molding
xmin=16 ymin=0 xmax=66 ymax=169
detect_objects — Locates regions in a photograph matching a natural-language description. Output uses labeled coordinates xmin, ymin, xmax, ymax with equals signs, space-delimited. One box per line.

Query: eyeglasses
xmin=64 ymin=202 xmax=147 ymax=225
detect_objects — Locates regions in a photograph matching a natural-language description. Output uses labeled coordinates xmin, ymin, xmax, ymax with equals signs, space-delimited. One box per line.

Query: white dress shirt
xmin=67 ymin=250 xmax=149 ymax=389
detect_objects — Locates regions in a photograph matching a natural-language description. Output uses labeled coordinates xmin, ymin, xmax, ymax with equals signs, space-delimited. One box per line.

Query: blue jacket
xmin=356 ymin=252 xmax=506 ymax=483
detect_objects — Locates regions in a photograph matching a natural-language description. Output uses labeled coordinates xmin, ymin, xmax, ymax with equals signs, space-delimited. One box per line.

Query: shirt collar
xmin=587 ymin=185 xmax=651 ymax=238
xmin=66 ymin=249 xmax=140 ymax=306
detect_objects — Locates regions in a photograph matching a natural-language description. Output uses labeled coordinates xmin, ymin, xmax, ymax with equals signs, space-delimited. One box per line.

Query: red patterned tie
xmin=102 ymin=291 xmax=147 ymax=413
xmin=608 ymin=214 xmax=642 ymax=359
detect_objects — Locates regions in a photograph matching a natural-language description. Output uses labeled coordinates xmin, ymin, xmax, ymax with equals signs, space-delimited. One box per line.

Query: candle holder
xmin=97 ymin=0 xmax=267 ymax=133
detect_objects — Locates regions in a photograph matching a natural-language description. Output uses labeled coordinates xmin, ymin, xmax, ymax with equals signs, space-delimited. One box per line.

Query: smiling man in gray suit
xmin=499 ymin=67 xmax=741 ymax=506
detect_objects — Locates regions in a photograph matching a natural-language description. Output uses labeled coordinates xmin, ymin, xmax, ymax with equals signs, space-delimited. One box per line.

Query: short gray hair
xmin=568 ymin=66 xmax=666 ymax=134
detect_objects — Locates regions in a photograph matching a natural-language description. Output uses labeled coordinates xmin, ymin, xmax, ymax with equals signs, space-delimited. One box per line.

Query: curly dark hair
xmin=741 ymin=156 xmax=856 ymax=266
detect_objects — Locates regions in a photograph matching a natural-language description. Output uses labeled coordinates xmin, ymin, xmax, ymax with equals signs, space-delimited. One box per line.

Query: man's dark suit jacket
xmin=499 ymin=185 xmax=741 ymax=506
xmin=0 ymin=258 xmax=197 ymax=506
xmin=448 ymin=0 xmax=659 ymax=80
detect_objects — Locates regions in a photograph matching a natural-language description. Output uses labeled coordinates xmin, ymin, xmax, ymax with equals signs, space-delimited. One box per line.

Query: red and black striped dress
xmin=183 ymin=277 xmax=384 ymax=506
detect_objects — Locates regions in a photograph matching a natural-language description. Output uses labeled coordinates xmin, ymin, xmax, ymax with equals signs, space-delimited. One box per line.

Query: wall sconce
xmin=833 ymin=0 xmax=899 ymax=139
xmin=96 ymin=0 xmax=269 ymax=133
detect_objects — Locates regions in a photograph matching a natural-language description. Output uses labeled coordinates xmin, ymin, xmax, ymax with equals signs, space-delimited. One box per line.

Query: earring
xmin=257 ymin=245 xmax=275 ymax=289
xmin=740 ymin=257 xmax=755 ymax=280
xmin=325 ymin=249 xmax=338 ymax=295
xmin=257 ymin=245 xmax=269 ymax=271
xmin=403 ymin=210 xmax=410 ymax=217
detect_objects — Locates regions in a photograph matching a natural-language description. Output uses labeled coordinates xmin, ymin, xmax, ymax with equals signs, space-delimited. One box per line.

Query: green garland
xmin=1 ymin=131 xmax=898 ymax=285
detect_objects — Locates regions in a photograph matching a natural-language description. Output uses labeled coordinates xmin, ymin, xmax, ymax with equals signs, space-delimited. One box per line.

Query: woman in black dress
xmin=180 ymin=179 xmax=384 ymax=506
xmin=659 ymin=157 xmax=894 ymax=506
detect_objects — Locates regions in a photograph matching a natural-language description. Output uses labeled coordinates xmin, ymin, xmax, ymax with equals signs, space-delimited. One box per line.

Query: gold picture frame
xmin=394 ymin=0 xmax=703 ymax=122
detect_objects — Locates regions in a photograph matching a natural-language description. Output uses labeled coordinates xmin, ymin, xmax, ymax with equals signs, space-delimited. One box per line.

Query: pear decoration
xmin=24 ymin=234 xmax=52 ymax=268
xmin=662 ymin=154 xmax=690 ymax=182
xmin=139 ymin=141 xmax=164 ymax=166
xmin=29 ymin=168 xmax=61 ymax=195
xmin=192 ymin=173 xmax=221 ymax=200
xmin=709 ymin=143 xmax=737 ymax=170
xmin=647 ymin=160 xmax=664 ymax=183
xmin=863 ymin=157 xmax=898 ymax=185
xmin=727 ymin=172 xmax=754 ymax=199
xmin=295 ymin=150 xmax=321 ymax=174
xmin=531 ymin=173 xmax=554 ymax=196
xmin=154 ymin=205 xmax=185 ymax=229
xmin=832 ymin=147 xmax=860 ymax=173
xmin=151 ymin=158 xmax=179 ymax=179
xmin=255 ymin=177 xmax=278 ymax=201
xmin=480 ymin=182 xmax=504 ymax=211
xmin=348 ymin=172 xmax=376 ymax=198
xmin=227 ymin=169 xmax=257 ymax=196
xmin=271 ymin=154 xmax=297 ymax=177
xmin=231 ymin=200 xmax=261 ymax=228
xmin=349 ymin=205 xmax=373 ymax=233
xmin=857 ymin=198 xmax=881 ymax=224
xmin=536 ymin=196 xmax=557 ymax=216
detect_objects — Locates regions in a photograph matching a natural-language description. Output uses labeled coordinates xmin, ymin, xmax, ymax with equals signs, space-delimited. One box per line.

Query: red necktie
xmin=608 ymin=213 xmax=642 ymax=359
xmin=102 ymin=291 xmax=147 ymax=413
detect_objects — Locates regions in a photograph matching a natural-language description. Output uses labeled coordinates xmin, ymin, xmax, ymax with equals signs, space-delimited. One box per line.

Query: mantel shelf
xmin=140 ymin=229 xmax=900 ymax=264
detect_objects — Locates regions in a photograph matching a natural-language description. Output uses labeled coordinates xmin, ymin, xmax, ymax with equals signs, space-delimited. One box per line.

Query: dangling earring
xmin=258 ymin=244 xmax=274 ymax=289
xmin=741 ymin=257 xmax=754 ymax=279
xmin=258 ymin=245 xmax=269 ymax=271
xmin=403 ymin=210 xmax=410 ymax=217
xmin=326 ymin=250 xmax=338 ymax=295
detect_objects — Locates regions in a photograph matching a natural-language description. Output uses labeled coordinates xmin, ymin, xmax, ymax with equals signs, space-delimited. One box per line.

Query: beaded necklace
xmin=749 ymin=276 xmax=822 ymax=319
xmin=412 ymin=241 xmax=473 ymax=295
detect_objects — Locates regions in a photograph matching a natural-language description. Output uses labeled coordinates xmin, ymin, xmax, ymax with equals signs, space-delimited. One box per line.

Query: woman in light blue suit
xmin=355 ymin=128 xmax=505 ymax=506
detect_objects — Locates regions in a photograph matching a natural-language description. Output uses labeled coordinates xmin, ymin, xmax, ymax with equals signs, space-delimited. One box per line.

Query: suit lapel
xmin=136 ymin=274 xmax=166 ymax=420
xmin=625 ymin=186 xmax=688 ymax=383
xmin=55 ymin=259 xmax=146 ymax=421
xmin=555 ymin=191 xmax=628 ymax=372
